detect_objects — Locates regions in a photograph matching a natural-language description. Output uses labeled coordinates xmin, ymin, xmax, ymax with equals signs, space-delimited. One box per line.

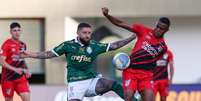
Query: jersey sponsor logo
xmin=86 ymin=47 xmax=92 ymax=54
xmin=141 ymin=41 xmax=164 ymax=58
xmin=156 ymin=60 xmax=167 ymax=67
xmin=71 ymin=55 xmax=91 ymax=62
xmin=142 ymin=41 xmax=158 ymax=57
xmin=156 ymin=53 xmax=168 ymax=66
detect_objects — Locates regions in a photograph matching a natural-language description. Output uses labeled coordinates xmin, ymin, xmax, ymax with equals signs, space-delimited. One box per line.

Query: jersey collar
xmin=75 ymin=37 xmax=84 ymax=46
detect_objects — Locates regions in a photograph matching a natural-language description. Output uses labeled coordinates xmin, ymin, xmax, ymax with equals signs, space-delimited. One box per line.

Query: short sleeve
xmin=0 ymin=42 xmax=9 ymax=57
xmin=94 ymin=42 xmax=110 ymax=55
xmin=52 ymin=42 xmax=68 ymax=56
xmin=168 ymin=50 xmax=174 ymax=62
xmin=132 ymin=23 xmax=145 ymax=37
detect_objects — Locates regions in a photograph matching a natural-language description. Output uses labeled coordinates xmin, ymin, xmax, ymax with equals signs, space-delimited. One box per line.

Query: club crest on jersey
xmin=125 ymin=79 xmax=131 ymax=87
xmin=11 ymin=48 xmax=16 ymax=52
xmin=163 ymin=53 xmax=168 ymax=59
xmin=6 ymin=88 xmax=12 ymax=95
xmin=86 ymin=47 xmax=92 ymax=54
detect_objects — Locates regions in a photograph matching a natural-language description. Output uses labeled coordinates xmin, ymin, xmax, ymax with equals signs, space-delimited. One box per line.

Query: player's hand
xmin=23 ymin=69 xmax=32 ymax=79
xmin=102 ymin=7 xmax=109 ymax=16
xmin=25 ymin=71 xmax=32 ymax=79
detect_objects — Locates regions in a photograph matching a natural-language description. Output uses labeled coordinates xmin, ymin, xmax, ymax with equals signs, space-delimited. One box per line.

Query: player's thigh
xmin=153 ymin=81 xmax=159 ymax=96
xmin=19 ymin=92 xmax=30 ymax=101
xmin=160 ymin=96 xmax=167 ymax=101
xmin=138 ymin=77 xmax=154 ymax=101
xmin=15 ymin=78 xmax=30 ymax=95
xmin=5 ymin=97 xmax=13 ymax=101
xmin=95 ymin=78 xmax=114 ymax=95
xmin=159 ymin=80 xmax=169 ymax=97
xmin=1 ymin=81 xmax=15 ymax=98
xmin=140 ymin=88 xmax=154 ymax=101
xmin=68 ymin=79 xmax=91 ymax=100
xmin=124 ymin=87 xmax=135 ymax=101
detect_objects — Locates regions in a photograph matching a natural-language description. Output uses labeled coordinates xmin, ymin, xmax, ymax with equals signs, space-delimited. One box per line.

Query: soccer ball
xmin=112 ymin=52 xmax=130 ymax=70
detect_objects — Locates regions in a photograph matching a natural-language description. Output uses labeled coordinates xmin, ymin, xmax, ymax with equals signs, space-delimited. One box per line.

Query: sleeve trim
xmin=51 ymin=49 xmax=59 ymax=57
xmin=106 ymin=43 xmax=111 ymax=52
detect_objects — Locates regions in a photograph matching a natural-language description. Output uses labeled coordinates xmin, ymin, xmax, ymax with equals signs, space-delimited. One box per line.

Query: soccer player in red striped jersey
xmin=102 ymin=7 xmax=170 ymax=101
xmin=153 ymin=50 xmax=174 ymax=101
xmin=0 ymin=22 xmax=31 ymax=101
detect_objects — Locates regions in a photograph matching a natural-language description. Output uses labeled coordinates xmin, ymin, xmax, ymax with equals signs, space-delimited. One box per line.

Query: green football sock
xmin=111 ymin=81 xmax=124 ymax=99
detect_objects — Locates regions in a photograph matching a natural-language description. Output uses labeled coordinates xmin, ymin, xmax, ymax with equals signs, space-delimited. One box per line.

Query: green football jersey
xmin=52 ymin=38 xmax=110 ymax=82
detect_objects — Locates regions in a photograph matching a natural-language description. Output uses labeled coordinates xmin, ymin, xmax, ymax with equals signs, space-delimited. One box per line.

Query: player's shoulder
xmin=132 ymin=23 xmax=151 ymax=34
xmin=3 ymin=38 xmax=12 ymax=43
xmin=64 ymin=39 xmax=75 ymax=44
xmin=61 ymin=39 xmax=76 ymax=47
xmin=132 ymin=23 xmax=149 ymax=29
xmin=167 ymin=50 xmax=173 ymax=56
xmin=90 ymin=40 xmax=98 ymax=44
xmin=2 ymin=38 xmax=12 ymax=46
xmin=90 ymin=40 xmax=104 ymax=45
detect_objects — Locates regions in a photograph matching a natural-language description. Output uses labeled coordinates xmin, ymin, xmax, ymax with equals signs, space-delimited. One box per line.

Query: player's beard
xmin=79 ymin=37 xmax=90 ymax=46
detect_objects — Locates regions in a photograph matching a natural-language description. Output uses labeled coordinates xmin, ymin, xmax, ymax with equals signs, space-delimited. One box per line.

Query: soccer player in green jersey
xmin=21 ymin=22 xmax=136 ymax=101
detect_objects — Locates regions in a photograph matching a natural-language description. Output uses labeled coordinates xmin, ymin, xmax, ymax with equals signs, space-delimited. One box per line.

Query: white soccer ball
xmin=112 ymin=52 xmax=130 ymax=70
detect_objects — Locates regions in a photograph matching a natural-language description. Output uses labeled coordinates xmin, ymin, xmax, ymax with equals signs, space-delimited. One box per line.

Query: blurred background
xmin=0 ymin=0 xmax=201 ymax=101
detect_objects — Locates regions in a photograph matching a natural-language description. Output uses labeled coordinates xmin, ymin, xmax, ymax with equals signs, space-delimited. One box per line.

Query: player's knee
xmin=124 ymin=91 xmax=134 ymax=101
xmin=5 ymin=97 xmax=13 ymax=101
xmin=124 ymin=94 xmax=133 ymax=101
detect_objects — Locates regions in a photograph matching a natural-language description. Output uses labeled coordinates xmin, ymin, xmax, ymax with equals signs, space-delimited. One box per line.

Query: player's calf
xmin=95 ymin=78 xmax=124 ymax=99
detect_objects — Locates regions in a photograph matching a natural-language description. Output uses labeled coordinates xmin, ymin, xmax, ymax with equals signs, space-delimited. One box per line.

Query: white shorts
xmin=67 ymin=76 xmax=101 ymax=100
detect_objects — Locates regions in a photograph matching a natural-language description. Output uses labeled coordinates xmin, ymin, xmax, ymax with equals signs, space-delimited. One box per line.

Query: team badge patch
xmin=125 ymin=79 xmax=131 ymax=87
xmin=6 ymin=88 xmax=12 ymax=95
xmin=86 ymin=47 xmax=92 ymax=54
xmin=11 ymin=48 xmax=16 ymax=52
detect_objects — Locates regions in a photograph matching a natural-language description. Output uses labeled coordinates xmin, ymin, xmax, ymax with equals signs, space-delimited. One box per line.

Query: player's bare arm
xmin=169 ymin=61 xmax=174 ymax=84
xmin=23 ymin=51 xmax=57 ymax=59
xmin=109 ymin=34 xmax=136 ymax=51
xmin=0 ymin=56 xmax=23 ymax=74
xmin=102 ymin=7 xmax=133 ymax=31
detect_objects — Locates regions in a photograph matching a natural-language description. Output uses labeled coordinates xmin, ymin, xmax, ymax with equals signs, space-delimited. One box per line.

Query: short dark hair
xmin=10 ymin=22 xmax=21 ymax=29
xmin=159 ymin=17 xmax=170 ymax=26
xmin=77 ymin=23 xmax=91 ymax=31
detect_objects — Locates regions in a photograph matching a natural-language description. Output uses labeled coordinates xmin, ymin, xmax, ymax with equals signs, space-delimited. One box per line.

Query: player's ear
xmin=76 ymin=30 xmax=79 ymax=35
